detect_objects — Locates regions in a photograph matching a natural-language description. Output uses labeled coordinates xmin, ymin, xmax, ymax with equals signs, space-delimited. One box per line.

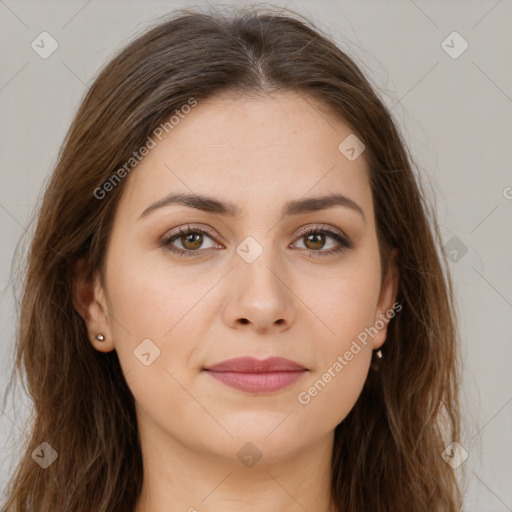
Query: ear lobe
xmin=72 ymin=258 xmax=114 ymax=352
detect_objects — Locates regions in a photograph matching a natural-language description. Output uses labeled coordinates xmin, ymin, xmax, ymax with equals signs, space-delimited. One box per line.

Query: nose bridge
xmin=235 ymin=232 xmax=286 ymax=297
xmin=226 ymin=231 xmax=294 ymax=329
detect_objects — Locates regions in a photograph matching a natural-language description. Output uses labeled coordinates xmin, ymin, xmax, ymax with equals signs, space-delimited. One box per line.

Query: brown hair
xmin=2 ymin=5 xmax=463 ymax=511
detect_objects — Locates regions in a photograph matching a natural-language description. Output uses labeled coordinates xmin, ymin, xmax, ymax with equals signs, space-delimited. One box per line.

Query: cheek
xmin=106 ymin=259 xmax=168 ymax=336
xmin=103 ymin=251 xmax=202 ymax=425
xmin=294 ymin=263 xmax=380 ymax=426
xmin=296 ymin=272 xmax=379 ymax=426
xmin=295 ymin=346 xmax=372 ymax=433
xmin=314 ymin=264 xmax=382 ymax=348
xmin=103 ymin=244 xmax=219 ymax=387
xmin=105 ymin=243 xmax=205 ymax=337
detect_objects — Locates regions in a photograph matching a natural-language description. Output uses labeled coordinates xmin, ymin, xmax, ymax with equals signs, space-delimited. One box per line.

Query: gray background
xmin=1 ymin=0 xmax=511 ymax=510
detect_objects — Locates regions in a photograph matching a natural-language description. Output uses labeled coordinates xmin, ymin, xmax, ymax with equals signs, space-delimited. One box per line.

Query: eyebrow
xmin=138 ymin=192 xmax=366 ymax=223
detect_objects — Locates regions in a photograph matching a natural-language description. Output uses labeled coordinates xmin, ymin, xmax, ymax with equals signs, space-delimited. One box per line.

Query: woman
xmin=2 ymin=5 xmax=463 ymax=511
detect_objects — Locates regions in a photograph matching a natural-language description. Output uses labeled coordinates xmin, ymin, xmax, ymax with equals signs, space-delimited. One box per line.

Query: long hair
xmin=2 ymin=5 xmax=462 ymax=511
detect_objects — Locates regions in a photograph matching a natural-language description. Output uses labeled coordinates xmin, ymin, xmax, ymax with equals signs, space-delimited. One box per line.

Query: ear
xmin=372 ymin=248 xmax=400 ymax=350
xmin=72 ymin=258 xmax=115 ymax=353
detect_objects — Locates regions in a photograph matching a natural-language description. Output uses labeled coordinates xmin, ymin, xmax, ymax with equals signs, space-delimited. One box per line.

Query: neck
xmin=133 ymin=417 xmax=336 ymax=512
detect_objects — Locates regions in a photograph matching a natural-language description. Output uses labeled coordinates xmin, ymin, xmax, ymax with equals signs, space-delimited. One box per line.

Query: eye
xmin=160 ymin=224 xmax=353 ymax=258
xmin=160 ymin=225 xmax=221 ymax=257
xmin=292 ymin=225 xmax=353 ymax=257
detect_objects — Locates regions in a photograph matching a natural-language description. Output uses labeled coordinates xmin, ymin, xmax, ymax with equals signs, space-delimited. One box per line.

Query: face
xmin=79 ymin=90 xmax=398 ymax=466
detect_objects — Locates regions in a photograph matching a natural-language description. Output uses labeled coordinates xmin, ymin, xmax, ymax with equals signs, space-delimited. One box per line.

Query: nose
xmin=222 ymin=245 xmax=296 ymax=333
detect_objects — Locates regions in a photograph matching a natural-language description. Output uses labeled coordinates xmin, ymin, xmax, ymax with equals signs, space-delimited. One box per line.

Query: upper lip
xmin=203 ymin=356 xmax=307 ymax=373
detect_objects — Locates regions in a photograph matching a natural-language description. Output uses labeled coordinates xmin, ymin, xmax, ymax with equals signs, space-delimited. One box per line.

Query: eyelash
xmin=160 ymin=224 xmax=353 ymax=258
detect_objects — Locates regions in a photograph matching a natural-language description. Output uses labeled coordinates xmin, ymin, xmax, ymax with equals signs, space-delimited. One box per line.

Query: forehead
xmin=117 ymin=91 xmax=373 ymax=223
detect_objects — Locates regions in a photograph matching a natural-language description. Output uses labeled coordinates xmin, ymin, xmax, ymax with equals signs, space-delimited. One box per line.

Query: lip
xmin=203 ymin=356 xmax=308 ymax=393
xmin=204 ymin=356 xmax=307 ymax=373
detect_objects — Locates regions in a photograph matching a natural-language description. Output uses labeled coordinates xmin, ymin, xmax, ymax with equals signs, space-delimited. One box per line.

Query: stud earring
xmin=375 ymin=349 xmax=383 ymax=359
xmin=96 ymin=334 xmax=105 ymax=342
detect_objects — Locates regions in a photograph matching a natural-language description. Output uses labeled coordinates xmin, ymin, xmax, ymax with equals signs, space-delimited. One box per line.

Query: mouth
xmin=202 ymin=356 xmax=309 ymax=393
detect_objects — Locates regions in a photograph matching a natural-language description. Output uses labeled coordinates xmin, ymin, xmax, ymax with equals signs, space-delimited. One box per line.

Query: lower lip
xmin=205 ymin=370 xmax=307 ymax=393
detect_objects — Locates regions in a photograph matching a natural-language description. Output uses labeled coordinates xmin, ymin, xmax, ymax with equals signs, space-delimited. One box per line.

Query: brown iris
xmin=304 ymin=233 xmax=325 ymax=250
xmin=181 ymin=232 xmax=204 ymax=250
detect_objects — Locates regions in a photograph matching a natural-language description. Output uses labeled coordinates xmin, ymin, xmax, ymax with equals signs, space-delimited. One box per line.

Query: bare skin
xmin=74 ymin=90 xmax=398 ymax=512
